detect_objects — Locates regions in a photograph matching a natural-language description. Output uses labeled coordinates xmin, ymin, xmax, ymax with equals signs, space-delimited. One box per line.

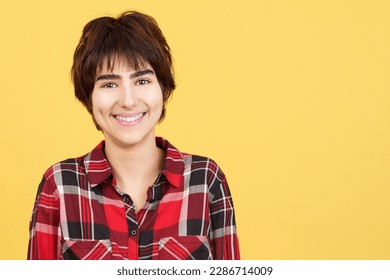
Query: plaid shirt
xmin=28 ymin=137 xmax=240 ymax=260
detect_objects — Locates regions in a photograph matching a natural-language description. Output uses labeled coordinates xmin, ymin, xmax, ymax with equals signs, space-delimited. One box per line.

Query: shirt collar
xmin=84 ymin=137 xmax=185 ymax=188
xmin=83 ymin=141 xmax=111 ymax=188
xmin=156 ymin=137 xmax=185 ymax=188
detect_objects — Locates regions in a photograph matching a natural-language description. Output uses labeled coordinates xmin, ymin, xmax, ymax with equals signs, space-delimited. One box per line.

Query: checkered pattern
xmin=28 ymin=137 xmax=240 ymax=260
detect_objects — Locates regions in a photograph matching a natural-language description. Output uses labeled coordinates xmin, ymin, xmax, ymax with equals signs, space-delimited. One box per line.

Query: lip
xmin=112 ymin=112 xmax=146 ymax=127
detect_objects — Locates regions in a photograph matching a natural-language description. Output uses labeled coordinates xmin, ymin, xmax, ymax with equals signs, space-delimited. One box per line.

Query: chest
xmin=58 ymin=180 xmax=212 ymax=259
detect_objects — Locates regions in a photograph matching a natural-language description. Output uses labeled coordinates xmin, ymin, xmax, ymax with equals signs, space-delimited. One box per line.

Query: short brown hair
xmin=71 ymin=11 xmax=176 ymax=126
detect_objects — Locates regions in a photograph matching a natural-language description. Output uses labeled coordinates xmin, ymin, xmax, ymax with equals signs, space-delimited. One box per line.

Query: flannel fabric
xmin=28 ymin=137 xmax=240 ymax=260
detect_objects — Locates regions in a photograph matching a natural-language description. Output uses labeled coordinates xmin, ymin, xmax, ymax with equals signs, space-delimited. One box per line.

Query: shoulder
xmin=34 ymin=155 xmax=86 ymax=199
xmin=41 ymin=141 xmax=106 ymax=182
xmin=181 ymin=152 xmax=232 ymax=203
xmin=42 ymin=156 xmax=86 ymax=182
xmin=160 ymin=137 xmax=226 ymax=182
xmin=182 ymin=152 xmax=226 ymax=183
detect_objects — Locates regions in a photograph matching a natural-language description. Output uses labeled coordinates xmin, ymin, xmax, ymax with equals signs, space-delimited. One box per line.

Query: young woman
xmin=28 ymin=11 xmax=240 ymax=260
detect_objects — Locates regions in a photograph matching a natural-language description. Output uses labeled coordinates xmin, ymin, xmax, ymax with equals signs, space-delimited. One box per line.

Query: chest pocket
xmin=62 ymin=240 xmax=112 ymax=260
xmin=158 ymin=236 xmax=212 ymax=260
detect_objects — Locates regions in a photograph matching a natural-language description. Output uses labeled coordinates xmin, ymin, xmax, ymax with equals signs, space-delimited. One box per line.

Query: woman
xmin=28 ymin=11 xmax=240 ymax=260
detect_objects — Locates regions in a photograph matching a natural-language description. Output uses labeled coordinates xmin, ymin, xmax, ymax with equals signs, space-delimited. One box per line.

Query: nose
xmin=118 ymin=85 xmax=139 ymax=108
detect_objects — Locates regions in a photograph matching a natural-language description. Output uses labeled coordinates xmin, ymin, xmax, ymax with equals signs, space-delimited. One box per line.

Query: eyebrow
xmin=96 ymin=69 xmax=155 ymax=81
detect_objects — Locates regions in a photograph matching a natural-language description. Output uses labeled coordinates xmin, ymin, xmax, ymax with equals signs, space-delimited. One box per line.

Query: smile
xmin=115 ymin=113 xmax=145 ymax=123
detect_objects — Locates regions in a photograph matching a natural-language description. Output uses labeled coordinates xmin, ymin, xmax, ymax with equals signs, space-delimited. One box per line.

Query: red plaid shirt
xmin=28 ymin=137 xmax=240 ymax=260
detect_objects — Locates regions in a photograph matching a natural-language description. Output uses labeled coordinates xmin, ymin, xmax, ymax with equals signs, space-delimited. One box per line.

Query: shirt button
xmin=131 ymin=230 xmax=137 ymax=236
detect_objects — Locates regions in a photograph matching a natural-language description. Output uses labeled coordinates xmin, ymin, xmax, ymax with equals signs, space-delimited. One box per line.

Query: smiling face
xmin=91 ymin=60 xmax=163 ymax=149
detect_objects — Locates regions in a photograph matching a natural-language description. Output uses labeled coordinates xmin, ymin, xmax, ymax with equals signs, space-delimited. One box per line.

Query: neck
xmin=104 ymin=136 xmax=164 ymax=185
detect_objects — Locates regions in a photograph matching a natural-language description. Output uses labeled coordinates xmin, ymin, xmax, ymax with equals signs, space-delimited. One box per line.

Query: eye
xmin=101 ymin=82 xmax=117 ymax=88
xmin=136 ymin=79 xmax=150 ymax=86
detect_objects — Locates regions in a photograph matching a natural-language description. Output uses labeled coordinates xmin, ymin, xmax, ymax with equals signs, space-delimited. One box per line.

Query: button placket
xmin=122 ymin=194 xmax=139 ymax=239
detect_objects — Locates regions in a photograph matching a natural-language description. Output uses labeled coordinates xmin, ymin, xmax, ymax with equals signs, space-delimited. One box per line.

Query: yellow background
xmin=1 ymin=0 xmax=389 ymax=260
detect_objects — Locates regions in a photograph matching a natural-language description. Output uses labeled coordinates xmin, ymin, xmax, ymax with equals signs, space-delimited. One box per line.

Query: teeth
xmin=116 ymin=113 xmax=143 ymax=123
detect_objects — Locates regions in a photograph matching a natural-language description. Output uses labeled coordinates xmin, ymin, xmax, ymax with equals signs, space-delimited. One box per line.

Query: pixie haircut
xmin=71 ymin=11 xmax=176 ymax=126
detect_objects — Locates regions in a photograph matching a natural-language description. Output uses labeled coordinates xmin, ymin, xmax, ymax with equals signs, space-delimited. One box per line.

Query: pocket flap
xmin=62 ymin=239 xmax=112 ymax=260
xmin=158 ymin=236 xmax=212 ymax=260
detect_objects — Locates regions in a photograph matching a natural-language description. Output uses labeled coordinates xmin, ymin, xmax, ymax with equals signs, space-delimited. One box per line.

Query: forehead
xmin=96 ymin=55 xmax=151 ymax=74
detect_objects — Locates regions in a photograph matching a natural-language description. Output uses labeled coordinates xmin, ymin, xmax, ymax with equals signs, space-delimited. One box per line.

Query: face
xmin=91 ymin=60 xmax=163 ymax=148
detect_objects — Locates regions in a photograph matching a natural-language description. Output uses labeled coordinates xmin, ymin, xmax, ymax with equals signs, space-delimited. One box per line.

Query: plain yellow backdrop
xmin=0 ymin=0 xmax=389 ymax=260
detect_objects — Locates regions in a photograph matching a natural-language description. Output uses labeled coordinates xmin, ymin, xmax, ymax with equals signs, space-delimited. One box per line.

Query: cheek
xmin=155 ymin=95 xmax=164 ymax=115
xmin=146 ymin=88 xmax=164 ymax=110
xmin=91 ymin=92 xmax=110 ymax=114
xmin=91 ymin=96 xmax=100 ymax=118
xmin=156 ymin=89 xmax=164 ymax=108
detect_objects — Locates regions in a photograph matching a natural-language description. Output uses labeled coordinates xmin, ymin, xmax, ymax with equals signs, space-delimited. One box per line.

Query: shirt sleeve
xmin=208 ymin=161 xmax=240 ymax=260
xmin=27 ymin=175 xmax=61 ymax=260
